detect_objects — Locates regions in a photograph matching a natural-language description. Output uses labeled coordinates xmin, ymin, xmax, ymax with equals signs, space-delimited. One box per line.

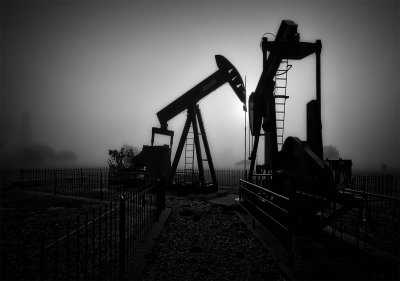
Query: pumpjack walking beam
xmin=155 ymin=55 xmax=245 ymax=130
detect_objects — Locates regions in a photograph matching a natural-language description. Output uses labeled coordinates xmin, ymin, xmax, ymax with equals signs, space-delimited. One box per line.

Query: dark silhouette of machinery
xmin=247 ymin=19 xmax=327 ymax=194
xmin=133 ymin=55 xmax=245 ymax=191
xmin=241 ymin=20 xmax=361 ymax=241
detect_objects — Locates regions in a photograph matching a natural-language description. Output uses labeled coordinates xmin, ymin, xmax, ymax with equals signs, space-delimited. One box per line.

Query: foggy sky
xmin=1 ymin=0 xmax=399 ymax=171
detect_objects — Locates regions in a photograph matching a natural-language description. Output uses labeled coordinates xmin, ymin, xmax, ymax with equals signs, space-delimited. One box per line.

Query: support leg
xmin=190 ymin=107 xmax=206 ymax=187
xmin=196 ymin=106 xmax=218 ymax=188
xmin=248 ymin=134 xmax=260 ymax=182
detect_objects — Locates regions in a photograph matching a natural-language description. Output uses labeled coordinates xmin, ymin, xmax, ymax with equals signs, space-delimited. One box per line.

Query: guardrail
xmin=239 ymin=178 xmax=400 ymax=258
xmin=239 ymin=179 xmax=295 ymax=260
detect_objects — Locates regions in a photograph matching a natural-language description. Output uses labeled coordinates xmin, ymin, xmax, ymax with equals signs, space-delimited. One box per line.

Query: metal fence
xmin=175 ymin=169 xmax=246 ymax=191
xmin=18 ymin=168 xmax=154 ymax=200
xmin=174 ymin=170 xmax=399 ymax=195
xmin=238 ymin=179 xmax=295 ymax=261
xmin=238 ymin=174 xmax=400 ymax=258
xmin=2 ymin=182 xmax=164 ymax=280
xmin=351 ymin=172 xmax=399 ymax=197
xmin=331 ymin=188 xmax=400 ymax=256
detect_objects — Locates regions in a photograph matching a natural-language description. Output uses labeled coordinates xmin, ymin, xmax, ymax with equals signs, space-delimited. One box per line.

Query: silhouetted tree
xmin=323 ymin=145 xmax=340 ymax=159
xmin=107 ymin=144 xmax=139 ymax=169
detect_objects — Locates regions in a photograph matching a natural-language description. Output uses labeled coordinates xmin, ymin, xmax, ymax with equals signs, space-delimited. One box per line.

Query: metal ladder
xmin=184 ymin=125 xmax=196 ymax=183
xmin=274 ymin=59 xmax=291 ymax=150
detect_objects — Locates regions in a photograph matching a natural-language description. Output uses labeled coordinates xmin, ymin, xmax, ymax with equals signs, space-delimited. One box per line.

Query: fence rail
xmin=238 ymin=178 xmax=399 ymax=258
xmin=17 ymin=168 xmax=154 ymax=200
xmin=332 ymin=188 xmax=400 ymax=256
xmin=19 ymin=169 xmax=398 ymax=197
xmin=175 ymin=169 xmax=399 ymax=196
xmin=175 ymin=169 xmax=246 ymax=190
xmin=3 ymin=171 xmax=165 ymax=280
xmin=351 ymin=172 xmax=399 ymax=197
xmin=238 ymin=179 xmax=296 ymax=262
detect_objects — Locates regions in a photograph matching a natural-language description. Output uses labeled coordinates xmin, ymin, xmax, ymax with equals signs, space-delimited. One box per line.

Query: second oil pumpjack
xmin=241 ymin=20 xmax=362 ymax=247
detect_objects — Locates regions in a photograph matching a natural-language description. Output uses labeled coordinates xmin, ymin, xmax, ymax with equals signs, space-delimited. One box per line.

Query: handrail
xmin=240 ymin=199 xmax=289 ymax=232
xmin=240 ymin=179 xmax=290 ymax=201
xmin=240 ymin=183 xmax=289 ymax=214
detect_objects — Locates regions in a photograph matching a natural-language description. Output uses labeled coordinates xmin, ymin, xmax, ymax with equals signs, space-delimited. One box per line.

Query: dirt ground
xmin=141 ymin=196 xmax=288 ymax=281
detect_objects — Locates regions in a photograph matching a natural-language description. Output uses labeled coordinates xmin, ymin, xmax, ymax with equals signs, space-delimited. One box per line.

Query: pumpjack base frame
xmin=152 ymin=105 xmax=219 ymax=190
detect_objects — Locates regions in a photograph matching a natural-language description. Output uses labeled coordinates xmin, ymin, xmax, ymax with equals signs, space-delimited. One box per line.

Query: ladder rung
xmin=274 ymin=95 xmax=289 ymax=99
xmin=276 ymin=111 xmax=285 ymax=113
xmin=275 ymin=86 xmax=286 ymax=89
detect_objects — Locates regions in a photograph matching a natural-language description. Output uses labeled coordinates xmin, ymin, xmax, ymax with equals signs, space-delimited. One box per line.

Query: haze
xmin=1 ymin=0 xmax=399 ymax=172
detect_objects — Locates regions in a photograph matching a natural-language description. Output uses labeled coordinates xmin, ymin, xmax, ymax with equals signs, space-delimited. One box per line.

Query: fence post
xmin=54 ymin=225 xmax=59 ymax=280
xmin=80 ymin=168 xmax=84 ymax=187
xmin=66 ymin=219 xmax=71 ymax=281
xmin=39 ymin=231 xmax=45 ymax=280
xmin=53 ymin=170 xmax=57 ymax=196
xmin=158 ymin=177 xmax=166 ymax=218
xmin=119 ymin=196 xmax=126 ymax=280
xmin=85 ymin=212 xmax=89 ymax=280
xmin=76 ymin=215 xmax=81 ymax=280
xmin=287 ymin=199 xmax=295 ymax=268
xmin=100 ymin=173 xmax=104 ymax=201
xmin=21 ymin=238 xmax=27 ymax=280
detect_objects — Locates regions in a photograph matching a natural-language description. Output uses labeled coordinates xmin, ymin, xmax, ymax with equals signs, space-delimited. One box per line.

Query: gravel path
xmin=141 ymin=196 xmax=287 ymax=281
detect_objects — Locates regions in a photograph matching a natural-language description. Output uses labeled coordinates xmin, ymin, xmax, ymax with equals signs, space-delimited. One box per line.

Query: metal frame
xmin=151 ymin=55 xmax=245 ymax=190
xmin=170 ymin=105 xmax=217 ymax=188
xmin=248 ymin=20 xmax=323 ymax=182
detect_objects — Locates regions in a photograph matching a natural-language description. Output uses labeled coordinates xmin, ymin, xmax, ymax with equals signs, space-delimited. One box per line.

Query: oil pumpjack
xmin=247 ymin=19 xmax=333 ymax=197
xmin=133 ymin=55 xmax=245 ymax=191
xmin=241 ymin=20 xmax=360 ymax=242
